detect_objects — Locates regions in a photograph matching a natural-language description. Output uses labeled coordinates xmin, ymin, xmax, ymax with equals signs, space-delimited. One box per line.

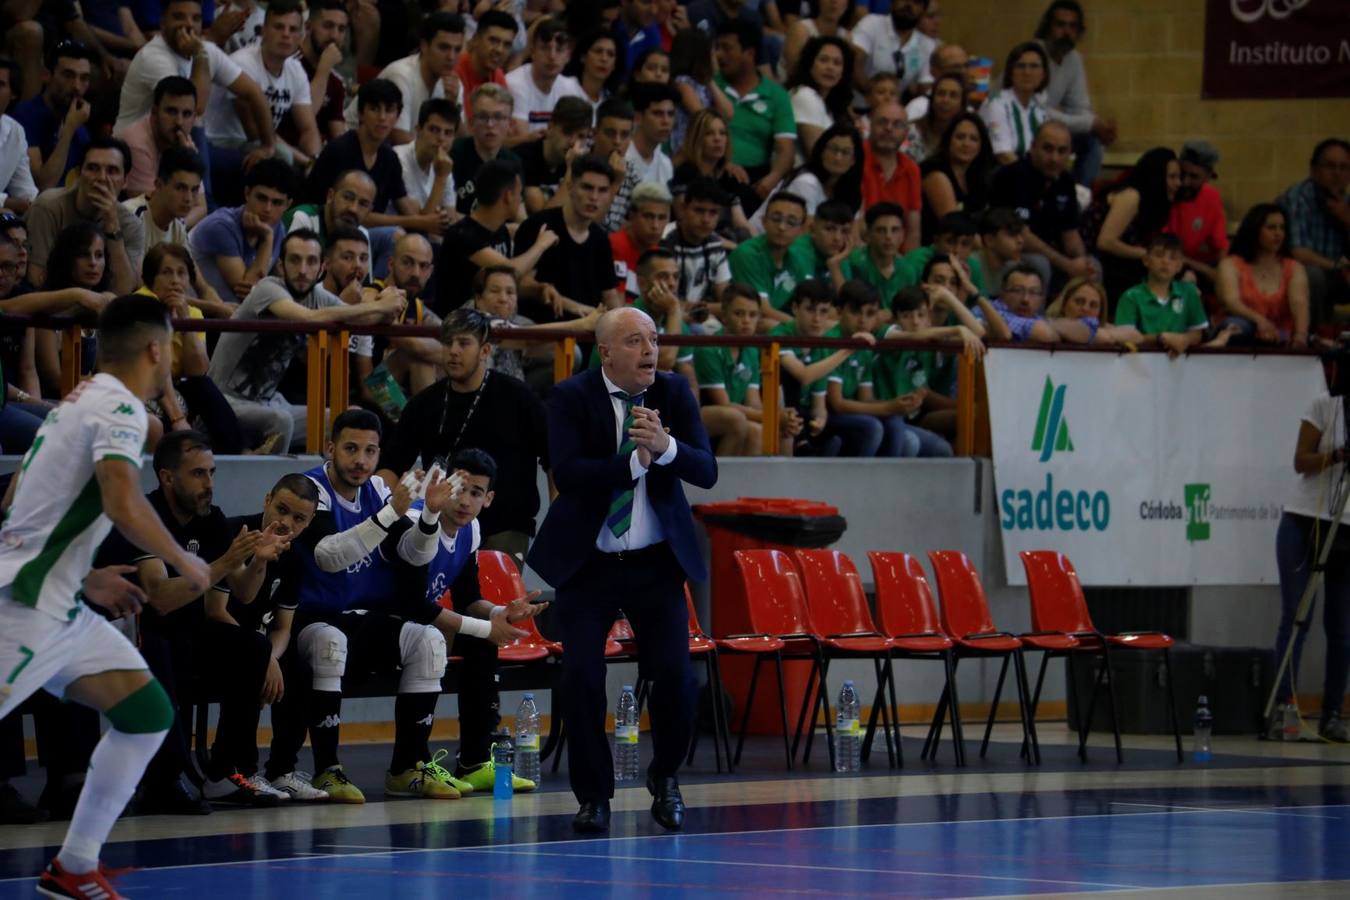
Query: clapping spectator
xmin=1216 ymin=204 xmax=1310 ymax=347
xmin=787 ymin=36 xmax=855 ymax=161
xmin=980 ymin=41 xmax=1049 ymax=165
xmin=1081 ymin=147 xmax=1180 ymax=308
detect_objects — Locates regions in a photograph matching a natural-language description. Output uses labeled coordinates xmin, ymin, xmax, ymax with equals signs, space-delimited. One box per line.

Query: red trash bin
xmin=694 ymin=499 xmax=847 ymax=735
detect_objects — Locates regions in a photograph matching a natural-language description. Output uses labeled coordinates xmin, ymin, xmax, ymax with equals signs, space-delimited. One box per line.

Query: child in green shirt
xmin=839 ymin=202 xmax=914 ymax=311
xmin=1115 ymin=234 xmax=1235 ymax=355
xmin=727 ymin=192 xmax=813 ymax=326
xmin=768 ymin=280 xmax=859 ymax=456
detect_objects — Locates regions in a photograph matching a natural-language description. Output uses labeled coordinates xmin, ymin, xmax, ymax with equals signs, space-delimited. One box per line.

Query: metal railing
xmin=0 ymin=314 xmax=1320 ymax=457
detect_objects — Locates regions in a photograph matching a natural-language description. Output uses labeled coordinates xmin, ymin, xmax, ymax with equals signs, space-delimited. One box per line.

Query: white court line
xmin=3 ymin=803 xmax=1347 ymax=885
xmin=460 ymin=848 xmax=1139 ymax=891
xmin=1108 ymin=801 xmax=1339 ymax=820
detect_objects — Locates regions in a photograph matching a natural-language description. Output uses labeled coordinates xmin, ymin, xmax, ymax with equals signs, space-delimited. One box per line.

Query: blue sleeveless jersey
xmin=425 ymin=518 xmax=480 ymax=608
xmin=297 ymin=464 xmax=398 ymax=614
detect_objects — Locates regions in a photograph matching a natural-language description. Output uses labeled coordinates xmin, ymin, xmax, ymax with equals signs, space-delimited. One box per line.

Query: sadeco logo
xmin=1001 ymin=376 xmax=1110 ymax=533
xmin=1185 ymin=483 xmax=1211 ymax=542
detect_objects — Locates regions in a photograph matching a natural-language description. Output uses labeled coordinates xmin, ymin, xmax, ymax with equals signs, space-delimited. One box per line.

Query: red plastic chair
xmin=680 ymin=587 xmax=735 ymax=773
xmin=792 ymin=550 xmax=899 ymax=768
xmin=724 ymin=549 xmax=825 ymax=769
xmin=1019 ymin=551 xmax=1183 ymax=762
xmin=927 ymin=551 xmax=1040 ymax=765
xmin=475 ymin=551 xmax=561 ymax=663
xmin=867 ymin=552 xmax=966 ymax=767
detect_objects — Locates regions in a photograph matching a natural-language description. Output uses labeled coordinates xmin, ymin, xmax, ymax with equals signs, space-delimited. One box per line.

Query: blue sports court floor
xmin=1 ymin=728 xmax=1347 ymax=898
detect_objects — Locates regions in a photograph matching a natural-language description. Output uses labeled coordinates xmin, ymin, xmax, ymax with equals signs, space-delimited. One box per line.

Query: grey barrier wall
xmin=0 ymin=456 xmax=1292 ymax=731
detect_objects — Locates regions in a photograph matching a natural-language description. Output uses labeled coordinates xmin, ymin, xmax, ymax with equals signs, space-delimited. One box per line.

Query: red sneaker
xmin=36 ymin=859 xmax=127 ymax=900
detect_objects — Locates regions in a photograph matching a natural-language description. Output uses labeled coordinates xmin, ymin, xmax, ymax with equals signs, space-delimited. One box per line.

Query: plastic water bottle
xmin=1193 ymin=695 xmax=1213 ymax=763
xmin=515 ymin=694 xmax=541 ymax=786
xmin=614 ymin=685 xmax=640 ymax=783
xmin=834 ymin=681 xmax=861 ymax=773
xmin=493 ymin=739 xmax=514 ymax=799
xmin=1282 ymin=702 xmax=1300 ymax=741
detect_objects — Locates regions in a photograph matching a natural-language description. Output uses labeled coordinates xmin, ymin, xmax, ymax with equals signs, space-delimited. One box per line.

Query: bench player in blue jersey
xmin=261 ymin=409 xmax=528 ymax=802
xmin=405 ymin=447 xmax=548 ymax=794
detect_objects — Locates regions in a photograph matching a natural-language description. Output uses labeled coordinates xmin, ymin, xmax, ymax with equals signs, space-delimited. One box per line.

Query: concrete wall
xmin=940 ymin=0 xmax=1350 ymax=223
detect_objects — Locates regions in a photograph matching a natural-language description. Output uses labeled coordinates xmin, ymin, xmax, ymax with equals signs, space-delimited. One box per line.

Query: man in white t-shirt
xmin=346 ymin=11 xmax=466 ymax=146
xmin=394 ymin=98 xmax=459 ymax=227
xmin=207 ymin=0 xmax=323 ymax=206
xmin=117 ymin=0 xmax=277 ymax=171
xmin=852 ymin=0 xmax=936 ymax=98
xmin=624 ymin=82 xmax=676 ymax=188
xmin=506 ymin=16 xmax=586 ymax=141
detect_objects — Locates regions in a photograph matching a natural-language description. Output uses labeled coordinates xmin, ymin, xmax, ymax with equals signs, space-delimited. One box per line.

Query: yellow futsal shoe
xmin=458 ymin=744 xmax=538 ymax=794
xmin=385 ymin=750 xmax=463 ymax=799
xmin=312 ymin=765 xmax=366 ymax=804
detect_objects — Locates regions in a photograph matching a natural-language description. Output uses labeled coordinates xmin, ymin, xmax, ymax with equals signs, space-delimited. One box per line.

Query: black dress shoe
xmin=572 ymin=800 xmax=611 ymax=833
xmin=647 ymin=775 xmax=684 ymax=831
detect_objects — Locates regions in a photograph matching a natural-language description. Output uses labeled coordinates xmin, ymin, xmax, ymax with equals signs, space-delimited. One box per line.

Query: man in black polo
xmin=376 ymin=308 xmax=548 ymax=568
xmin=95 ymin=431 xmax=287 ymax=812
xmin=989 ymin=120 xmax=1092 ymax=290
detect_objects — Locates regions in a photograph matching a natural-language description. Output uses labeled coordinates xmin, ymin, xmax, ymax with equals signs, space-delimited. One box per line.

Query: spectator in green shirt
xmin=1114 ymin=233 xmax=1230 ymax=355
xmin=728 ymin=191 xmax=813 ymax=325
xmin=768 ymin=279 xmax=858 ymax=456
xmin=970 ymin=207 xmax=1028 ymax=299
xmin=804 ymin=199 xmax=855 ymax=283
xmin=841 ymin=201 xmax=914 ymax=307
xmin=694 ymin=284 xmax=803 ymax=456
xmin=713 ymin=19 xmax=796 ymax=214
xmin=899 ymin=211 xmax=978 ymax=286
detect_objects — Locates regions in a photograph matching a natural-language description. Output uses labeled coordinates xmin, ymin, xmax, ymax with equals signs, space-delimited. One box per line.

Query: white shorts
xmin=0 ymin=594 xmax=147 ymax=719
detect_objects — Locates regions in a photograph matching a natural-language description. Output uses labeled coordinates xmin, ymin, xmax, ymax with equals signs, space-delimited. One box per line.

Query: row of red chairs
xmin=724 ymin=548 xmax=1183 ymax=770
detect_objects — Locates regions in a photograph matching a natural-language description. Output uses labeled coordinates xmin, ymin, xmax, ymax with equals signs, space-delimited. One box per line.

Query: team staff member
xmin=378 ymin=308 xmax=549 ymax=569
xmin=528 ymin=307 xmax=717 ymax=834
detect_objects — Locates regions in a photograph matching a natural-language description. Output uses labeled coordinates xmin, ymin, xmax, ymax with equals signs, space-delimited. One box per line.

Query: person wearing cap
xmin=1167 ymin=139 xmax=1228 ymax=287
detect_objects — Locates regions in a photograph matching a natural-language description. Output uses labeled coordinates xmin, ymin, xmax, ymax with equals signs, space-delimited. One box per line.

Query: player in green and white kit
xmin=0 ymin=296 xmax=212 ymax=900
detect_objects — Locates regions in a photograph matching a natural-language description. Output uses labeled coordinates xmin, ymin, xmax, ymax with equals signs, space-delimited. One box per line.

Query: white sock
xmin=56 ymin=728 xmax=166 ymax=875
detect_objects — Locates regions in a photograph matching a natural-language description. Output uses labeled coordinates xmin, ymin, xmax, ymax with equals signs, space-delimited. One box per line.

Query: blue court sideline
xmin=3 ymin=778 xmax=1348 ymax=897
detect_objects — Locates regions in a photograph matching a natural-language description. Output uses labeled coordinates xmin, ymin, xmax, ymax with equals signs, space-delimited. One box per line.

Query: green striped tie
xmin=606 ymin=391 xmax=642 ymax=538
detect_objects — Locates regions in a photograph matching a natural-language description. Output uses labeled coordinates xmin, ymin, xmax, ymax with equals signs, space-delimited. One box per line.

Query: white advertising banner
xmin=985 ymin=349 xmax=1327 ymax=586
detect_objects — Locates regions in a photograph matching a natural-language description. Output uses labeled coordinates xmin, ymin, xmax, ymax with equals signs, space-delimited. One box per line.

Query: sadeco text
xmin=1000 ymin=473 xmax=1110 ymax=532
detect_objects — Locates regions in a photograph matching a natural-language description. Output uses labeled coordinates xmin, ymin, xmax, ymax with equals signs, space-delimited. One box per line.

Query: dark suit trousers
xmin=557 ymin=542 xmax=697 ymax=803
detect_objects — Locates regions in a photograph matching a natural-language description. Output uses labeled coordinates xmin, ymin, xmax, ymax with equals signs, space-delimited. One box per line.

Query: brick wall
xmin=940 ymin=0 xmax=1350 ymax=224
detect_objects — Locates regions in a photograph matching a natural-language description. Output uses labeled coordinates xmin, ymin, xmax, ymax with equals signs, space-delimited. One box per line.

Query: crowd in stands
xmin=0 ymin=0 xmax=1346 ymax=827
xmin=0 ymin=0 xmax=1343 ymax=465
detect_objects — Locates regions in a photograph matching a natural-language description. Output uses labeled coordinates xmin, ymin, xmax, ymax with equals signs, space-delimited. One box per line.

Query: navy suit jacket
xmin=527 ymin=368 xmax=718 ymax=589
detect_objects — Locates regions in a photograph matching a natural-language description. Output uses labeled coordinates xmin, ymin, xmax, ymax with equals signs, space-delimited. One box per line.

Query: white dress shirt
xmin=595 ymin=370 xmax=678 ymax=552
xmin=0 ymin=114 xmax=38 ymax=207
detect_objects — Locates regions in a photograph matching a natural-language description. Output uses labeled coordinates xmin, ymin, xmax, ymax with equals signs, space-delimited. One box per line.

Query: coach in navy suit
xmin=527 ymin=307 xmax=717 ymax=833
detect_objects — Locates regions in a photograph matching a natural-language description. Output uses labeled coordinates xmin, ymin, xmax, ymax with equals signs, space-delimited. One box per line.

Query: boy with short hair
xmin=969 ymin=207 xmax=1027 ymax=297
xmin=661 ymin=177 xmax=734 ymax=308
xmin=1114 ymin=233 xmax=1214 ymax=355
xmin=899 ymin=211 xmax=979 ymax=285
xmin=519 ymin=96 xmax=594 ymax=214
xmin=727 ymin=191 xmax=815 ymax=324
xmin=694 ymin=284 xmax=803 ymax=455
xmin=801 ymin=199 xmax=856 ymax=283
xmin=769 ymin=280 xmax=865 ymax=456
xmin=841 ymin=202 xmax=912 ymax=305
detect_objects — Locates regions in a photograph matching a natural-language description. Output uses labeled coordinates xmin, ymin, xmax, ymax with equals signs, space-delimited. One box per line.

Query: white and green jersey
xmin=0 ymin=374 xmax=146 ymax=622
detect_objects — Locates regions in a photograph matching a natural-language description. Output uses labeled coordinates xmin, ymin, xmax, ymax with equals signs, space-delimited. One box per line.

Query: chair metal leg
xmin=734 ymin=654 xmax=763 ymax=768
xmin=773 ymin=653 xmax=794 ymax=770
xmin=1022 ymin=652 xmax=1050 ymax=760
xmin=861 ymin=675 xmax=883 ymax=763
xmin=1100 ymin=644 xmax=1123 ymax=764
xmin=922 ymin=684 xmax=947 ymax=760
xmin=1012 ymin=649 xmax=1041 ymax=765
xmin=816 ymin=651 xmax=837 ymax=771
xmin=1063 ymin=653 xmax=1086 ymax=763
xmin=872 ymin=657 xmax=896 ymax=767
xmin=792 ymin=658 xmax=822 ymax=764
xmin=1162 ymin=647 xmax=1183 ymax=763
xmin=944 ymin=651 xmax=966 ymax=767
xmin=981 ymin=655 xmax=1011 ymax=759
xmin=887 ymin=655 xmax=904 ymax=767
xmin=709 ymin=652 xmax=735 ymax=773
xmin=1080 ymin=658 xmax=1107 ymax=761
xmin=801 ymin=656 xmax=832 ymax=768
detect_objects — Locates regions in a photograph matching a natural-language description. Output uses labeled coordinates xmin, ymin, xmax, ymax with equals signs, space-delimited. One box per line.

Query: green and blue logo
xmin=1185 ymin=483 xmax=1211 ymax=542
xmin=1031 ymin=376 xmax=1073 ymax=463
